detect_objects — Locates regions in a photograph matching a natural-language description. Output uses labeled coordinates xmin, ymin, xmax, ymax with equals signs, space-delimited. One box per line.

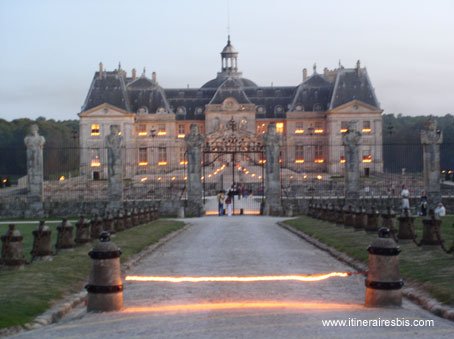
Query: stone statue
xmin=24 ymin=124 xmax=45 ymax=204
xmin=263 ymin=123 xmax=283 ymax=215
xmin=342 ymin=121 xmax=361 ymax=200
xmin=263 ymin=123 xmax=282 ymax=175
xmin=185 ymin=124 xmax=205 ymax=217
xmin=105 ymin=125 xmax=122 ymax=178
xmin=105 ymin=125 xmax=123 ymax=205
xmin=185 ymin=124 xmax=205 ymax=175
xmin=420 ymin=117 xmax=443 ymax=209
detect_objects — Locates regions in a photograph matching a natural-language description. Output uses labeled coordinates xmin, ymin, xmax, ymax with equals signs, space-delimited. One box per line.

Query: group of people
xmin=216 ymin=183 xmax=249 ymax=216
xmin=401 ymin=185 xmax=446 ymax=218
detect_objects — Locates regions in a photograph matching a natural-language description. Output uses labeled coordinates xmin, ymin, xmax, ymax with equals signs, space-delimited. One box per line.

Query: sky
xmin=0 ymin=0 xmax=453 ymax=121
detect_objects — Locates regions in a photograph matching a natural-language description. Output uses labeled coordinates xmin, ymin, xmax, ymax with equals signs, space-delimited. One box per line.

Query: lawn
xmin=0 ymin=219 xmax=185 ymax=329
xmin=284 ymin=215 xmax=454 ymax=306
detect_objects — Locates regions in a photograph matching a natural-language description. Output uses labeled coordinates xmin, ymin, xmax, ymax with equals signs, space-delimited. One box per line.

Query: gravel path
xmin=10 ymin=216 xmax=454 ymax=338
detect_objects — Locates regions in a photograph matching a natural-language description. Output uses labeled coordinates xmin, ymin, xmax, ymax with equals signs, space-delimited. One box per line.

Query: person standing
xmin=420 ymin=190 xmax=428 ymax=216
xmin=225 ymin=193 xmax=233 ymax=216
xmin=434 ymin=202 xmax=446 ymax=218
xmin=401 ymin=184 xmax=410 ymax=212
xmin=217 ymin=190 xmax=225 ymax=216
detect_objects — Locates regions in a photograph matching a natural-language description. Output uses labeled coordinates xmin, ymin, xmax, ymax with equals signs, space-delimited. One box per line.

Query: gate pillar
xmin=185 ymin=124 xmax=205 ymax=217
xmin=264 ymin=123 xmax=283 ymax=216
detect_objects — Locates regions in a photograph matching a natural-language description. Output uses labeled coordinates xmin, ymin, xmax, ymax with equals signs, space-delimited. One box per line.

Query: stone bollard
xmin=125 ymin=210 xmax=133 ymax=229
xmin=114 ymin=210 xmax=125 ymax=232
xmin=335 ymin=204 xmax=344 ymax=226
xmin=55 ymin=218 xmax=75 ymax=250
xmin=343 ymin=205 xmax=355 ymax=227
xmin=365 ymin=227 xmax=403 ymax=307
xmin=75 ymin=215 xmax=91 ymax=244
xmin=103 ymin=212 xmax=116 ymax=234
xmin=381 ymin=206 xmax=396 ymax=231
xmin=1 ymin=224 xmax=26 ymax=266
xmin=86 ymin=232 xmax=123 ymax=312
xmin=365 ymin=206 xmax=380 ymax=233
xmin=353 ymin=206 xmax=367 ymax=231
xmin=420 ymin=209 xmax=442 ymax=246
xmin=31 ymin=220 xmax=52 ymax=259
xmin=397 ymin=208 xmax=416 ymax=240
xmin=132 ymin=208 xmax=139 ymax=226
xmin=91 ymin=214 xmax=104 ymax=239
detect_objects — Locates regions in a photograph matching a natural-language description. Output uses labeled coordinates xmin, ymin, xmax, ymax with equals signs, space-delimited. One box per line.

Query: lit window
xmin=158 ymin=146 xmax=167 ymax=165
xmin=179 ymin=147 xmax=187 ymax=165
xmin=178 ymin=124 xmax=185 ymax=138
xmin=137 ymin=124 xmax=147 ymax=136
xmin=91 ymin=124 xmax=100 ymax=136
xmin=295 ymin=145 xmax=304 ymax=163
xmin=157 ymin=124 xmax=167 ymax=136
xmin=362 ymin=149 xmax=372 ymax=163
xmin=362 ymin=155 xmax=372 ymax=163
xmin=276 ymin=122 xmax=284 ymax=134
xmin=294 ymin=122 xmax=304 ymax=134
xmin=314 ymin=121 xmax=324 ymax=134
xmin=362 ymin=121 xmax=372 ymax=133
xmin=340 ymin=155 xmax=346 ymax=163
xmin=340 ymin=121 xmax=349 ymax=133
xmin=257 ymin=123 xmax=267 ymax=134
xmin=138 ymin=147 xmax=148 ymax=166
xmin=90 ymin=149 xmax=100 ymax=167
xmin=314 ymin=145 xmax=324 ymax=163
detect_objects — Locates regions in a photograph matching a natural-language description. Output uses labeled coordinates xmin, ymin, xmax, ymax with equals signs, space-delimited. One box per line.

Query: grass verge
xmin=284 ymin=215 xmax=454 ymax=306
xmin=0 ymin=219 xmax=184 ymax=329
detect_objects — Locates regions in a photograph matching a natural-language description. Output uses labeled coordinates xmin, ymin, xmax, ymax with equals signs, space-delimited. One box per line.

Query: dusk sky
xmin=1 ymin=0 xmax=453 ymax=121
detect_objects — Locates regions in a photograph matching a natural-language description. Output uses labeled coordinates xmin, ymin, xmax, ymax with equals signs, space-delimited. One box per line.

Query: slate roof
xmin=82 ymin=71 xmax=130 ymax=111
xmin=329 ymin=69 xmax=379 ymax=109
xmin=201 ymin=76 xmax=257 ymax=89
xmin=81 ymin=66 xmax=380 ymax=119
xmin=126 ymin=77 xmax=171 ymax=113
xmin=209 ymin=78 xmax=252 ymax=105
xmin=290 ymin=74 xmax=333 ymax=112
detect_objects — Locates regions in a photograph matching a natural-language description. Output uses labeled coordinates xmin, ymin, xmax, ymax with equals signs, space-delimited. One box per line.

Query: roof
xmin=82 ymin=71 xmax=130 ymax=112
xmin=290 ymin=74 xmax=333 ymax=112
xmin=330 ymin=69 xmax=379 ymax=109
xmin=81 ymin=64 xmax=380 ymax=119
xmin=209 ymin=78 xmax=251 ymax=105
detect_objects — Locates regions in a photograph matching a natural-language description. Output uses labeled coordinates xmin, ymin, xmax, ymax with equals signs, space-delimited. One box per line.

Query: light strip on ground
xmin=125 ymin=272 xmax=350 ymax=283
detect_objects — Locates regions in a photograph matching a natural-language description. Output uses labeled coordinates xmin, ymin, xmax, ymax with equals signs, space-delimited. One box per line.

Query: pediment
xmin=79 ymin=103 xmax=134 ymax=118
xmin=329 ymin=100 xmax=382 ymax=114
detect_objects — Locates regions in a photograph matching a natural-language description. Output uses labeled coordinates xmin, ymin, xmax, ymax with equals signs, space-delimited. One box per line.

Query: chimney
xmin=152 ymin=71 xmax=157 ymax=83
xmin=98 ymin=62 xmax=103 ymax=79
xmin=303 ymin=68 xmax=307 ymax=81
xmin=356 ymin=60 xmax=361 ymax=75
xmin=324 ymin=67 xmax=328 ymax=76
xmin=132 ymin=68 xmax=137 ymax=80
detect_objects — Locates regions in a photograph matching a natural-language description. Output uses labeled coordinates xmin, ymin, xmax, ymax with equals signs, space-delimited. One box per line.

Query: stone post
xmin=263 ymin=123 xmax=283 ymax=215
xmin=420 ymin=117 xmax=443 ymax=209
xmin=105 ymin=125 xmax=123 ymax=210
xmin=185 ymin=124 xmax=205 ymax=217
xmin=342 ymin=121 xmax=362 ymax=203
xmin=24 ymin=124 xmax=45 ymax=216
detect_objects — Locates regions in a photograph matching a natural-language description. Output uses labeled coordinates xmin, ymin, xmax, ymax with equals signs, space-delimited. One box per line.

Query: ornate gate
xmin=202 ymin=118 xmax=265 ymax=215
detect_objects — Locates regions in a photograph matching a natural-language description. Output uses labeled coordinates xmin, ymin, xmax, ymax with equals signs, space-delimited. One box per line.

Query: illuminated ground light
xmin=125 ymin=272 xmax=351 ymax=283
xmin=122 ymin=301 xmax=361 ymax=314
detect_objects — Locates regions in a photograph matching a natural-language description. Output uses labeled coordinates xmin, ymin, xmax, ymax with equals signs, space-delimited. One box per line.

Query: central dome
xmin=202 ymin=36 xmax=257 ymax=89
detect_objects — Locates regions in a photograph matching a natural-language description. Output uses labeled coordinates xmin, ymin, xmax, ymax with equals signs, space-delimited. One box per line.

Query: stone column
xmin=185 ymin=124 xmax=205 ymax=217
xmin=420 ymin=117 xmax=443 ymax=209
xmin=264 ymin=123 xmax=283 ymax=215
xmin=105 ymin=125 xmax=124 ymax=209
xmin=342 ymin=121 xmax=362 ymax=203
xmin=24 ymin=124 xmax=45 ymax=215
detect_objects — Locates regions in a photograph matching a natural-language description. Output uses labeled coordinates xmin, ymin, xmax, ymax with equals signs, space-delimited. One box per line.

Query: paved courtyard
xmin=10 ymin=216 xmax=454 ymax=338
